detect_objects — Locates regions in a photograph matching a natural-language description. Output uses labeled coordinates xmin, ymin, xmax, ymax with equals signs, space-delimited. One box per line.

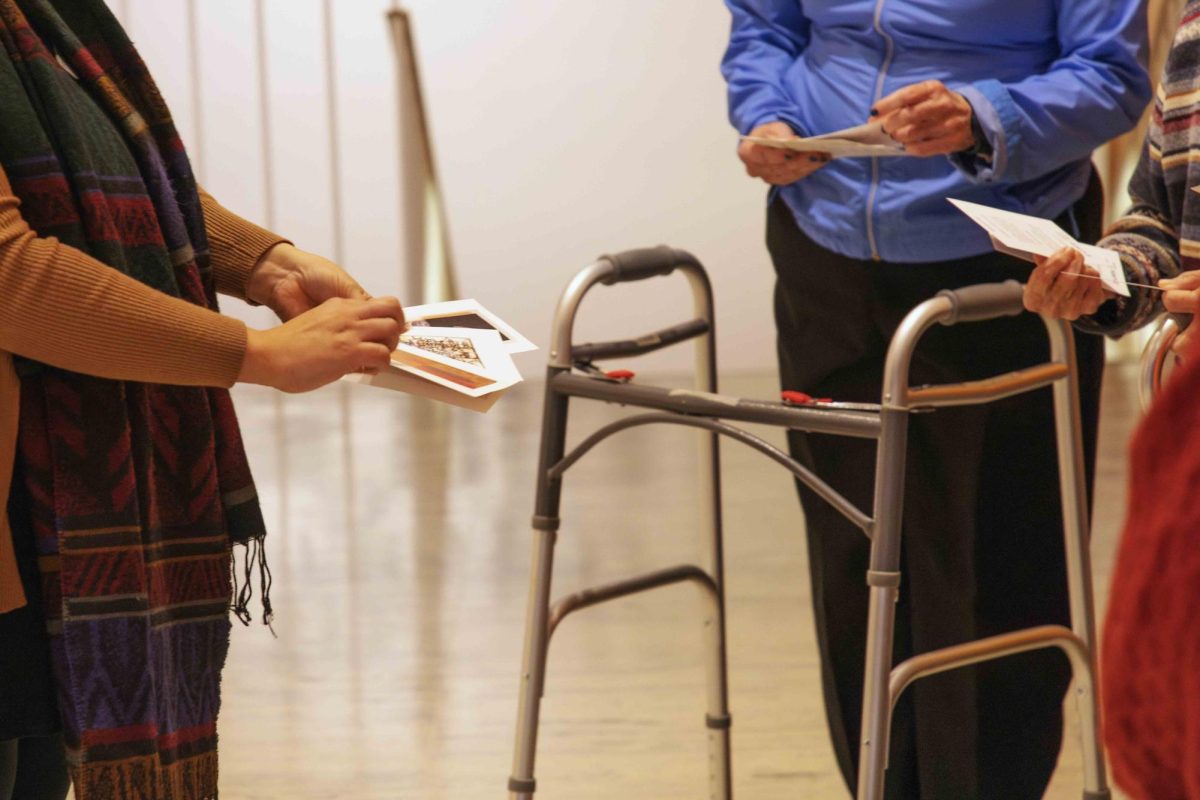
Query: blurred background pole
xmin=388 ymin=4 xmax=460 ymax=305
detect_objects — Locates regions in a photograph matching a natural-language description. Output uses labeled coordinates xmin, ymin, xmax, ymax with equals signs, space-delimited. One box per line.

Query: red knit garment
xmin=1102 ymin=341 xmax=1200 ymax=799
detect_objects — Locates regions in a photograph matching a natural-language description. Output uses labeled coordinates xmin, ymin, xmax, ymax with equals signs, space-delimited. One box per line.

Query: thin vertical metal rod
xmin=321 ymin=1 xmax=362 ymax=715
xmin=185 ymin=0 xmax=205 ymax=183
xmin=320 ymin=0 xmax=355 ymax=478
xmin=254 ymin=0 xmax=290 ymax=537
xmin=322 ymin=0 xmax=346 ymax=266
xmin=253 ymin=0 xmax=276 ymax=233
xmin=1045 ymin=318 xmax=1109 ymax=796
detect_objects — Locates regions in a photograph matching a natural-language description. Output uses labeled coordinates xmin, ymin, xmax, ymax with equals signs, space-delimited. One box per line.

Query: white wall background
xmin=117 ymin=0 xmax=781 ymax=376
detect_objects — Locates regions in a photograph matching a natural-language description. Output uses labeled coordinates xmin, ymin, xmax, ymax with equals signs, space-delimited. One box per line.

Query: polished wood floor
xmin=197 ymin=364 xmax=1140 ymax=799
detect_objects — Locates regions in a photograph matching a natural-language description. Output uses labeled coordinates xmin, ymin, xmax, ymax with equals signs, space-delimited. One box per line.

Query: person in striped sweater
xmin=1024 ymin=3 xmax=1200 ymax=353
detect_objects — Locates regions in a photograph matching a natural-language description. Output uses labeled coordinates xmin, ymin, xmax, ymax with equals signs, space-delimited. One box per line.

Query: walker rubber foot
xmin=508 ymin=776 xmax=536 ymax=793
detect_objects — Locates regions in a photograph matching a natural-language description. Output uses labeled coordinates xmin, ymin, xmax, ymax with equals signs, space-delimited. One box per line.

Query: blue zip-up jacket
xmin=722 ymin=0 xmax=1152 ymax=263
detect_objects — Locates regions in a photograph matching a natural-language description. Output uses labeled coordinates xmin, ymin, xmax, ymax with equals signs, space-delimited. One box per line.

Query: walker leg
xmin=857 ymin=408 xmax=909 ymax=800
xmin=508 ymin=524 xmax=558 ymax=799
xmin=1049 ymin=325 xmax=1109 ymax=799
xmin=509 ymin=380 xmax=570 ymax=799
xmin=701 ymin=544 xmax=732 ymax=800
xmin=698 ymin=423 xmax=732 ymax=800
xmin=697 ymin=325 xmax=732 ymax=799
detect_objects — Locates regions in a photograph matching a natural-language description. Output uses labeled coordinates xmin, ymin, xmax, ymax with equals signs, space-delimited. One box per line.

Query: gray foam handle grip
xmin=599 ymin=246 xmax=700 ymax=285
xmin=937 ymin=280 xmax=1026 ymax=325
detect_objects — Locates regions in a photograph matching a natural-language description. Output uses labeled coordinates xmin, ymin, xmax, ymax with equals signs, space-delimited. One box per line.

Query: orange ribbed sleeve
xmin=198 ymin=187 xmax=290 ymax=302
xmin=0 ymin=167 xmax=249 ymax=387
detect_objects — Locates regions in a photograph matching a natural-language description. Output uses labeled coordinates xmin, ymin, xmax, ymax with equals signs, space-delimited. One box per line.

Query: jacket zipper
xmin=866 ymin=0 xmax=894 ymax=261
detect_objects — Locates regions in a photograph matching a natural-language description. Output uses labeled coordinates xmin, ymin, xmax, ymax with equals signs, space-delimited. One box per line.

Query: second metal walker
xmin=508 ymin=246 xmax=1109 ymax=800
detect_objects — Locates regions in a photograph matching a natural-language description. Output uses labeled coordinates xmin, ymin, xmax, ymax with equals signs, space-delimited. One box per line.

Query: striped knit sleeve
xmin=1078 ymin=4 xmax=1200 ymax=337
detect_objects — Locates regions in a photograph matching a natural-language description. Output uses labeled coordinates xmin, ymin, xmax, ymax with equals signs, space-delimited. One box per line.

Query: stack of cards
xmin=741 ymin=121 xmax=906 ymax=159
xmin=344 ymin=299 xmax=535 ymax=412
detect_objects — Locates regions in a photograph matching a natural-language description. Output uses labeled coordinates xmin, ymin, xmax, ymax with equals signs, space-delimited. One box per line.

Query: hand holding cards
xmin=741 ymin=121 xmax=906 ymax=159
xmin=949 ymin=199 xmax=1130 ymax=297
xmin=343 ymin=299 xmax=535 ymax=412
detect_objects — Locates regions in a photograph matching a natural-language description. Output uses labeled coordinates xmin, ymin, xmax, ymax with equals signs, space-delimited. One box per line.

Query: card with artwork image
xmin=390 ymin=327 xmax=519 ymax=397
xmin=403 ymin=299 xmax=537 ymax=354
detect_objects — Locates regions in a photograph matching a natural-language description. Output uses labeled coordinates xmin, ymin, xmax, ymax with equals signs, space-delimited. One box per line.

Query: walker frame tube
xmin=855 ymin=287 xmax=1109 ymax=800
xmin=510 ymin=254 xmax=1109 ymax=800
xmin=1140 ymin=315 xmax=1181 ymax=411
xmin=511 ymin=248 xmax=732 ymax=800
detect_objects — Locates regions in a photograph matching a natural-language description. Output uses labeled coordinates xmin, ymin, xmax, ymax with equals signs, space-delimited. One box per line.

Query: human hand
xmin=738 ymin=121 xmax=831 ymax=186
xmin=873 ymin=80 xmax=975 ymax=157
xmin=1023 ymin=247 xmax=1114 ymax=320
xmin=1158 ymin=271 xmax=1200 ymax=353
xmin=237 ymin=296 xmax=405 ymax=393
xmin=246 ymin=243 xmax=389 ymax=322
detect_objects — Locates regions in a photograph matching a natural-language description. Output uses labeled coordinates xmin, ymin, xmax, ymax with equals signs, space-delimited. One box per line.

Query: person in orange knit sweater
xmin=0 ymin=1 xmax=404 ymax=797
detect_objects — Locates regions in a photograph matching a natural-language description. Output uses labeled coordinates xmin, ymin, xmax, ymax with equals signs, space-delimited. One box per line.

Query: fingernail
xmin=869 ymin=108 xmax=879 ymax=117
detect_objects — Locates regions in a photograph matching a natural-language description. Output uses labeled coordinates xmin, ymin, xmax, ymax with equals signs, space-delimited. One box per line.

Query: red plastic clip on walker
xmin=781 ymin=390 xmax=832 ymax=406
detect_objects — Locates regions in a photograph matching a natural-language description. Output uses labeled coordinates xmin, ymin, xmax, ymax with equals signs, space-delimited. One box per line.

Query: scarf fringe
xmin=72 ymin=751 xmax=219 ymax=800
xmin=230 ymin=534 xmax=274 ymax=634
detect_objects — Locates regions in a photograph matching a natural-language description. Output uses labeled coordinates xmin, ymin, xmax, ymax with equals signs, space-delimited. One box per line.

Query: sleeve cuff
xmin=951 ymin=80 xmax=1019 ymax=184
xmin=743 ymin=111 xmax=807 ymax=138
xmin=198 ymin=189 xmax=291 ymax=302
xmin=1074 ymin=251 xmax=1159 ymax=337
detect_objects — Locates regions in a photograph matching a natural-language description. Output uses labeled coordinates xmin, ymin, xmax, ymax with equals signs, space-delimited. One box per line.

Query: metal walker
xmin=508 ymin=246 xmax=1110 ymax=800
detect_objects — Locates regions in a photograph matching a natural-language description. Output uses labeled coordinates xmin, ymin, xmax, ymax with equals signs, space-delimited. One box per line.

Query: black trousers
xmin=0 ymin=463 xmax=69 ymax=800
xmin=768 ymin=173 xmax=1104 ymax=799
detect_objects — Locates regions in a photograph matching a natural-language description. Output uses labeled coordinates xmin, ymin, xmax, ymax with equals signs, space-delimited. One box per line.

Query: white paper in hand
xmin=948 ymin=199 xmax=1129 ymax=297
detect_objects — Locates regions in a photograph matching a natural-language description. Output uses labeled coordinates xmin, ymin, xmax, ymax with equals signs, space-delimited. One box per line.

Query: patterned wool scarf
xmin=0 ymin=1 xmax=269 ymax=797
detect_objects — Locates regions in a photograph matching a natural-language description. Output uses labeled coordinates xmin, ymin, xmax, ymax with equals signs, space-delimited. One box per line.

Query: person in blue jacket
xmin=721 ymin=2 xmax=1150 ymax=798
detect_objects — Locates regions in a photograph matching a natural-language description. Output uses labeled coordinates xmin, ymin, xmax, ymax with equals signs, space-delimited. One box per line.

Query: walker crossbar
xmin=888 ymin=625 xmax=1091 ymax=714
xmin=549 ymin=373 xmax=882 ymax=439
xmin=572 ymin=318 xmax=712 ymax=361
xmin=547 ymin=564 xmax=719 ymax=644
xmin=546 ymin=412 xmax=874 ymax=536
xmin=508 ymin=251 xmax=1109 ymax=800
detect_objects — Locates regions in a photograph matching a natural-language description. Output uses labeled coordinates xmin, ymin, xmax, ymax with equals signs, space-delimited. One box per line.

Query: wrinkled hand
xmin=873 ymin=80 xmax=975 ymax=157
xmin=1159 ymin=271 xmax=1200 ymax=353
xmin=247 ymin=243 xmax=392 ymax=323
xmin=1023 ymin=247 xmax=1114 ymax=321
xmin=238 ymin=297 xmax=405 ymax=393
xmin=738 ymin=121 xmax=831 ymax=186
